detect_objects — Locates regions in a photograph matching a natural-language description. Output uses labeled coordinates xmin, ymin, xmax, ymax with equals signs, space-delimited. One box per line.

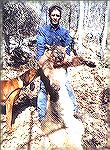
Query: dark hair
xmin=49 ymin=5 xmax=62 ymax=17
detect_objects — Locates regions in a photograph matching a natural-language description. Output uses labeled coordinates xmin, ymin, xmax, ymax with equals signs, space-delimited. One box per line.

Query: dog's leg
xmin=5 ymin=99 xmax=14 ymax=133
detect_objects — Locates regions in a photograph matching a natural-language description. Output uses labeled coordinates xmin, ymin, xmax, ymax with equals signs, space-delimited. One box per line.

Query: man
xmin=36 ymin=5 xmax=78 ymax=123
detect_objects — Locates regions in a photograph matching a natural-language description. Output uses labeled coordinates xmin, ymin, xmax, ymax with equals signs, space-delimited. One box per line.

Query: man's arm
xmin=63 ymin=30 xmax=73 ymax=62
xmin=36 ymin=28 xmax=46 ymax=61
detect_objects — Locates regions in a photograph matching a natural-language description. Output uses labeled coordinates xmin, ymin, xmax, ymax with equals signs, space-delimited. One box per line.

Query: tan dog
xmin=1 ymin=68 xmax=37 ymax=133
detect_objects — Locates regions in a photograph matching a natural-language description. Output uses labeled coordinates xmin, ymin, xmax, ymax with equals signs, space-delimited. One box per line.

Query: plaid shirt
xmin=36 ymin=24 xmax=72 ymax=60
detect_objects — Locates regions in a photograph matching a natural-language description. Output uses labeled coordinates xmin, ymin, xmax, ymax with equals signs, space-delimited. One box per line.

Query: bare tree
xmin=100 ymin=1 xmax=109 ymax=59
xmin=2 ymin=1 xmax=39 ymax=54
xmin=77 ymin=1 xmax=84 ymax=55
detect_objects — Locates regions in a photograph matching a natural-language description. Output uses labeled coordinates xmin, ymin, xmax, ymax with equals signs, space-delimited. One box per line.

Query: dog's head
xmin=19 ymin=70 xmax=30 ymax=86
xmin=19 ymin=69 xmax=37 ymax=87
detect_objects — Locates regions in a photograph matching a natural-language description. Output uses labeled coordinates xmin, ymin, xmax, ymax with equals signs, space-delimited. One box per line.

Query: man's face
xmin=50 ymin=9 xmax=61 ymax=25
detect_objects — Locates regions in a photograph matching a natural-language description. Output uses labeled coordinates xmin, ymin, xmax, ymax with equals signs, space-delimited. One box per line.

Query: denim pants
xmin=37 ymin=71 xmax=78 ymax=121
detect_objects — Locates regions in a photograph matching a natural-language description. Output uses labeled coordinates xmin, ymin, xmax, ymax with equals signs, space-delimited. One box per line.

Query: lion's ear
xmin=45 ymin=44 xmax=51 ymax=51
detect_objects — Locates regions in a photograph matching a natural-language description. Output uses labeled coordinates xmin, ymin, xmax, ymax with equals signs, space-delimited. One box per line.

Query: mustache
xmin=50 ymin=19 xmax=59 ymax=23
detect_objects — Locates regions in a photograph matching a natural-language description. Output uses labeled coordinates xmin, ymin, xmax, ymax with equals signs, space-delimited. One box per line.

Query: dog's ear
xmin=19 ymin=70 xmax=30 ymax=85
xmin=20 ymin=72 xmax=26 ymax=81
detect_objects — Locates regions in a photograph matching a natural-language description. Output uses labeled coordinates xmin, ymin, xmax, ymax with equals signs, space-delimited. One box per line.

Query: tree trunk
xmin=100 ymin=1 xmax=109 ymax=59
xmin=77 ymin=1 xmax=84 ymax=56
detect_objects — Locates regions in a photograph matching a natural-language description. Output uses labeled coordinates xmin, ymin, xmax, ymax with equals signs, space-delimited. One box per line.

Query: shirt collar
xmin=49 ymin=24 xmax=60 ymax=31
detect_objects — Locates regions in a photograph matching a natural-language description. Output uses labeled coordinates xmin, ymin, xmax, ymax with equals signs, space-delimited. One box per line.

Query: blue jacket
xmin=36 ymin=24 xmax=72 ymax=60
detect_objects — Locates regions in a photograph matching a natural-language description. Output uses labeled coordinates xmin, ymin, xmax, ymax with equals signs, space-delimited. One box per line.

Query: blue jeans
xmin=37 ymin=80 xmax=48 ymax=121
xmin=65 ymin=81 xmax=78 ymax=113
xmin=65 ymin=70 xmax=78 ymax=113
xmin=37 ymin=72 xmax=78 ymax=121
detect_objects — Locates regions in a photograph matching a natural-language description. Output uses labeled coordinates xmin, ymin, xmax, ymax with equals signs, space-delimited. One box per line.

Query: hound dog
xmin=1 ymin=68 xmax=37 ymax=133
